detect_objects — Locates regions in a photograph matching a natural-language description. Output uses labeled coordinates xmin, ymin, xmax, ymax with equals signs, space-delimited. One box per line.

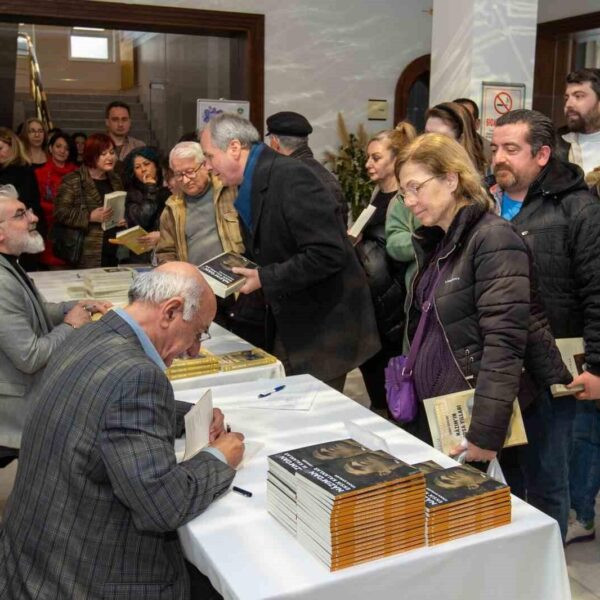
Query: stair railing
xmin=17 ymin=32 xmax=53 ymax=131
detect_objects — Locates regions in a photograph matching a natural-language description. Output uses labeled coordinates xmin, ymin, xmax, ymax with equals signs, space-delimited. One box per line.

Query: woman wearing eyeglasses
xmin=121 ymin=147 xmax=170 ymax=262
xmin=19 ymin=118 xmax=48 ymax=169
xmin=54 ymin=133 xmax=125 ymax=268
xmin=397 ymin=133 xmax=569 ymax=462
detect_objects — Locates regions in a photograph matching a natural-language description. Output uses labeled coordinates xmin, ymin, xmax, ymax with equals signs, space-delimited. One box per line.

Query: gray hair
xmin=169 ymin=142 xmax=204 ymax=168
xmin=0 ymin=184 xmax=18 ymax=202
xmin=206 ymin=113 xmax=260 ymax=151
xmin=273 ymin=134 xmax=308 ymax=152
xmin=128 ymin=270 xmax=203 ymax=321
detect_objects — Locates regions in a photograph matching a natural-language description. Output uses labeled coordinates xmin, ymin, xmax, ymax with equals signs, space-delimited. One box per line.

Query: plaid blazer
xmin=0 ymin=311 xmax=235 ymax=600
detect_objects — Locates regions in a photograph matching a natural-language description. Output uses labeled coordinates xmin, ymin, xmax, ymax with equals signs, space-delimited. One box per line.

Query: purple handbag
xmin=385 ymin=266 xmax=446 ymax=423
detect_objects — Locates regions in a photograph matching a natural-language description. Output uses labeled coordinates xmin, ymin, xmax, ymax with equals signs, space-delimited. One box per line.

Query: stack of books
xmin=267 ymin=439 xmax=369 ymax=535
xmin=82 ymin=267 xmax=135 ymax=303
xmin=217 ymin=348 xmax=278 ymax=372
xmin=419 ymin=462 xmax=511 ymax=546
xmin=295 ymin=450 xmax=426 ymax=570
xmin=166 ymin=350 xmax=221 ymax=381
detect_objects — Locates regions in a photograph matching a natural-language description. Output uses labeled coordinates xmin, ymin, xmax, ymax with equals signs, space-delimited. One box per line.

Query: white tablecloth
xmin=176 ymin=375 xmax=570 ymax=600
xmin=29 ymin=269 xmax=285 ymax=391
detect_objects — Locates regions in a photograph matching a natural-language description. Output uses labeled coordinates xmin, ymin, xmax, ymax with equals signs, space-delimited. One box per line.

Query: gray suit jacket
xmin=0 ymin=311 xmax=235 ymax=599
xmin=0 ymin=254 xmax=74 ymax=448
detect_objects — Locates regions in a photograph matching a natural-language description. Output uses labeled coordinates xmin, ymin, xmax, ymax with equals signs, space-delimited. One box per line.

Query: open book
xmin=550 ymin=338 xmax=586 ymax=397
xmin=109 ymin=225 xmax=149 ymax=255
xmin=423 ymin=389 xmax=527 ymax=455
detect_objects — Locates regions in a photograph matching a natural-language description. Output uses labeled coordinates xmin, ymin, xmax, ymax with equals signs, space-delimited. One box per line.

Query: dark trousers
xmin=186 ymin=560 xmax=223 ymax=600
xmin=500 ymin=390 xmax=576 ymax=541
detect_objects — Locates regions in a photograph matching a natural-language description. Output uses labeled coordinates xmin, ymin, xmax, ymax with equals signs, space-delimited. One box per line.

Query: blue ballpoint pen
xmin=257 ymin=385 xmax=286 ymax=398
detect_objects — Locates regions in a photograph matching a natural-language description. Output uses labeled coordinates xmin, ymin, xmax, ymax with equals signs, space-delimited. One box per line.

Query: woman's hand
xmin=450 ymin=440 xmax=497 ymax=462
xmin=89 ymin=207 xmax=113 ymax=223
xmin=142 ymin=172 xmax=157 ymax=185
xmin=137 ymin=231 xmax=161 ymax=249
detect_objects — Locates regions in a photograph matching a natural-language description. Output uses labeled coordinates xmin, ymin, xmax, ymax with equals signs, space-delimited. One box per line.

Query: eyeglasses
xmin=0 ymin=207 xmax=34 ymax=224
xmin=399 ymin=175 xmax=440 ymax=202
xmin=174 ymin=164 xmax=204 ymax=181
xmin=196 ymin=329 xmax=211 ymax=344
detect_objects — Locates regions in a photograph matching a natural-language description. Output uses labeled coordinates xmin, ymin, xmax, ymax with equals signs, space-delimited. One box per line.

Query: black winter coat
xmin=491 ymin=157 xmax=600 ymax=374
xmin=125 ymin=181 xmax=169 ymax=232
xmin=409 ymin=205 xmax=568 ymax=451
xmin=240 ymin=146 xmax=380 ymax=381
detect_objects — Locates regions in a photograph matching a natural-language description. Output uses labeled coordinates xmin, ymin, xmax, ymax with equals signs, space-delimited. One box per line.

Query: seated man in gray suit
xmin=0 ymin=262 xmax=245 ymax=600
xmin=0 ymin=184 xmax=109 ymax=466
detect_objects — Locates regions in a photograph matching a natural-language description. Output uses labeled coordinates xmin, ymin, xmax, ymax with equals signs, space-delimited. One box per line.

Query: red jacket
xmin=35 ymin=159 xmax=77 ymax=266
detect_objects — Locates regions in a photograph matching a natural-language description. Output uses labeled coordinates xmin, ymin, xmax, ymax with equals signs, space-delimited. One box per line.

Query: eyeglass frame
xmin=196 ymin=329 xmax=211 ymax=344
xmin=0 ymin=207 xmax=35 ymax=224
xmin=173 ymin=163 xmax=205 ymax=181
xmin=398 ymin=175 xmax=441 ymax=203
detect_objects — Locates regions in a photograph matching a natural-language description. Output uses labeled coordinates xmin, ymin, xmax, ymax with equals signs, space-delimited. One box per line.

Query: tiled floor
xmin=0 ymin=368 xmax=598 ymax=599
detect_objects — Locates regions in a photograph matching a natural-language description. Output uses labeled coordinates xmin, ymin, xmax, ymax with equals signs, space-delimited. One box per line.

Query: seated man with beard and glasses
xmin=0 ymin=184 xmax=110 ymax=466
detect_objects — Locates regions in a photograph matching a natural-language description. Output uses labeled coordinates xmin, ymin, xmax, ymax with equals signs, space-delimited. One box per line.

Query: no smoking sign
xmin=494 ymin=92 xmax=513 ymax=114
xmin=481 ymin=81 xmax=525 ymax=141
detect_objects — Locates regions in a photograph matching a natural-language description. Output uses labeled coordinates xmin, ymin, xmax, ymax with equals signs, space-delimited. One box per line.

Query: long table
xmin=175 ymin=375 xmax=570 ymax=600
xmin=29 ymin=269 xmax=286 ymax=391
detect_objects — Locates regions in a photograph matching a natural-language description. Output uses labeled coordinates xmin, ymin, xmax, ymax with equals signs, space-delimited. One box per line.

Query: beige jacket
xmin=155 ymin=175 xmax=243 ymax=264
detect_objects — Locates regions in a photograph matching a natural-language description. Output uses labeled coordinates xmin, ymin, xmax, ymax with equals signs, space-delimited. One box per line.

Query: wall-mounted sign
xmin=480 ymin=82 xmax=525 ymax=141
xmin=196 ymin=99 xmax=250 ymax=131
xmin=368 ymin=98 xmax=388 ymax=121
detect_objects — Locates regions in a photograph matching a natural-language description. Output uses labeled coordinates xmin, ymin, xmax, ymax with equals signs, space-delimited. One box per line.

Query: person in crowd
xmin=489 ymin=109 xmax=600 ymax=541
xmin=162 ymin=160 xmax=180 ymax=196
xmin=200 ymin=113 xmax=380 ymax=392
xmin=122 ymin=146 xmax=170 ymax=261
xmin=266 ymin=110 xmax=348 ymax=226
xmin=557 ymin=67 xmax=600 ymax=175
xmin=453 ymin=97 xmax=493 ymax=164
xmin=0 ymin=262 xmax=245 ymax=599
xmin=354 ymin=124 xmax=416 ymax=415
xmin=0 ymin=183 xmax=110 ymax=467
xmin=34 ymin=131 xmax=77 ymax=268
xmin=54 ymin=133 xmax=125 ymax=268
xmin=397 ymin=133 xmax=569 ymax=469
xmin=19 ymin=117 xmax=47 ymax=169
xmin=425 ymin=101 xmax=487 ymax=174
xmin=72 ymin=131 xmax=87 ymax=166
xmin=0 ymin=127 xmax=45 ymax=248
xmin=105 ymin=100 xmax=145 ymax=165
xmin=155 ymin=141 xmax=241 ymax=265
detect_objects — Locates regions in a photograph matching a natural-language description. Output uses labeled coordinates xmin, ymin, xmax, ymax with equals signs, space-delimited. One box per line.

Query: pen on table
xmin=257 ymin=384 xmax=286 ymax=398
xmin=232 ymin=486 xmax=252 ymax=498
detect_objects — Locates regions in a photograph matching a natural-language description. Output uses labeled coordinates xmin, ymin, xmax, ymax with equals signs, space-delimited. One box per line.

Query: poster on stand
xmin=480 ymin=82 xmax=525 ymax=141
xmin=197 ymin=99 xmax=251 ymax=131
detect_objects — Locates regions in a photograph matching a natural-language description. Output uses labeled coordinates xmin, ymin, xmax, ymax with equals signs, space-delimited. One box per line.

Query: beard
xmin=566 ymin=106 xmax=600 ymax=133
xmin=6 ymin=229 xmax=45 ymax=255
xmin=493 ymin=163 xmax=519 ymax=190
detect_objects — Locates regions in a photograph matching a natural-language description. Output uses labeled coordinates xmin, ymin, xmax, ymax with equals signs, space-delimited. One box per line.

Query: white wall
xmin=98 ymin=0 xmax=433 ymax=158
xmin=538 ymin=0 xmax=599 ymax=23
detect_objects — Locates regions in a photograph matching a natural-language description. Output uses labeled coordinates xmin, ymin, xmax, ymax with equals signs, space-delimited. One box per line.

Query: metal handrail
xmin=17 ymin=32 xmax=53 ymax=130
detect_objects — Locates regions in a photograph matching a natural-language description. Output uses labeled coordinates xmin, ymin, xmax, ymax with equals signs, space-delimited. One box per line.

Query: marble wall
xmin=98 ymin=0 xmax=433 ymax=158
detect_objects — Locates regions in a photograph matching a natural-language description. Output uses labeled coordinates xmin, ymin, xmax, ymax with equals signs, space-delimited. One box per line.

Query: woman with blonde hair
xmin=354 ymin=121 xmax=416 ymax=415
xmin=20 ymin=117 xmax=48 ymax=169
xmin=0 ymin=127 xmax=45 ymax=248
xmin=425 ymin=102 xmax=487 ymax=174
xmin=396 ymin=133 xmax=569 ymax=463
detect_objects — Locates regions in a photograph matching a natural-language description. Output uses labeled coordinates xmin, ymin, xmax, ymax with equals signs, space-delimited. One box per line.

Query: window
xmin=69 ymin=27 xmax=114 ymax=62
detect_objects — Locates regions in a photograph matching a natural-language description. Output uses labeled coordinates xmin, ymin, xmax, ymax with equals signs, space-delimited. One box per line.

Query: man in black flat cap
xmin=267 ymin=111 xmax=348 ymax=226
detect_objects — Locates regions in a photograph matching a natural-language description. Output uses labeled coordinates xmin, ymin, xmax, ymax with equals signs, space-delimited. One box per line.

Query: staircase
xmin=16 ymin=92 xmax=156 ymax=147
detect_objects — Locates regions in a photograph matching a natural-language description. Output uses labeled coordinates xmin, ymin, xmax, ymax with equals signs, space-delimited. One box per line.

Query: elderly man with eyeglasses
xmin=155 ymin=141 xmax=241 ymax=266
xmin=0 ymin=184 xmax=110 ymax=466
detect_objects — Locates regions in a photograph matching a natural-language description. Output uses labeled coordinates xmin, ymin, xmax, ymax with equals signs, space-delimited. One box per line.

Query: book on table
xmin=198 ymin=252 xmax=258 ymax=298
xmin=109 ymin=225 xmax=149 ymax=255
xmin=217 ymin=348 xmax=278 ymax=371
xmin=550 ymin=337 xmax=586 ymax=397
xmin=102 ymin=191 xmax=127 ymax=231
xmin=423 ymin=389 xmax=527 ymax=455
xmin=166 ymin=350 xmax=221 ymax=380
xmin=418 ymin=462 xmax=511 ymax=545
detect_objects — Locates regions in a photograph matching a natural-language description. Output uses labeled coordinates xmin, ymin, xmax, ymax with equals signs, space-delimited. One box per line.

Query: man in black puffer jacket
xmin=489 ymin=109 xmax=600 ymax=541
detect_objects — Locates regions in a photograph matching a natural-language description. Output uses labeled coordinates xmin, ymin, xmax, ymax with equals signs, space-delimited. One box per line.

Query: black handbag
xmin=51 ymin=173 xmax=86 ymax=266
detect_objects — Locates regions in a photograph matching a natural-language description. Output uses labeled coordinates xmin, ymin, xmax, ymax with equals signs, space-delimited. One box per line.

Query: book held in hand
xmin=347 ymin=204 xmax=376 ymax=243
xmin=102 ymin=191 xmax=127 ymax=231
xmin=109 ymin=225 xmax=149 ymax=255
xmin=198 ymin=252 xmax=258 ymax=298
xmin=550 ymin=338 xmax=586 ymax=397
xmin=423 ymin=389 xmax=527 ymax=455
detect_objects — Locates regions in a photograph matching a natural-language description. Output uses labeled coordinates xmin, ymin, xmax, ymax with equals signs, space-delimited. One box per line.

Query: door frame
xmin=394 ymin=54 xmax=430 ymax=126
xmin=0 ymin=0 xmax=265 ymax=133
